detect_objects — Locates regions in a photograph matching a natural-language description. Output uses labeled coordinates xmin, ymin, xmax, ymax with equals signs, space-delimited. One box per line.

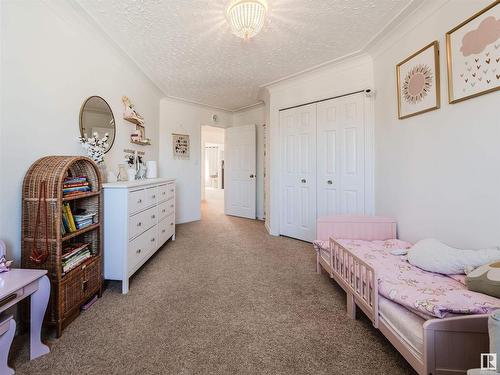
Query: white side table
xmin=0 ymin=269 xmax=50 ymax=374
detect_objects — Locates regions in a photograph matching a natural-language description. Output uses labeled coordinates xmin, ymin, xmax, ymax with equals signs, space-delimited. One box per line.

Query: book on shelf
xmin=63 ymin=176 xmax=91 ymax=196
xmin=63 ymin=202 xmax=77 ymax=232
xmin=62 ymin=242 xmax=92 ymax=274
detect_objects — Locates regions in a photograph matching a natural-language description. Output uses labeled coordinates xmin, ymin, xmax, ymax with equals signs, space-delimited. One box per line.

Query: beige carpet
xmin=11 ymin=198 xmax=414 ymax=374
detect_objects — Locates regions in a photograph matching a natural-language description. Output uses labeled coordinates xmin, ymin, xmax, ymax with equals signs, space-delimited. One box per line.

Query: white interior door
xmin=317 ymin=94 xmax=365 ymax=217
xmin=279 ymin=104 xmax=317 ymax=242
xmin=224 ymin=125 xmax=256 ymax=219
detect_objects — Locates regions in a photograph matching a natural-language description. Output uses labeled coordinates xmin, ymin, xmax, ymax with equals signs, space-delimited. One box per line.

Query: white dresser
xmin=103 ymin=178 xmax=176 ymax=293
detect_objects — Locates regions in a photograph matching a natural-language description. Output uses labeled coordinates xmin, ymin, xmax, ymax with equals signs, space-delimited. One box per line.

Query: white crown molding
xmin=232 ymin=101 xmax=265 ymax=112
xmin=365 ymin=0 xmax=451 ymax=60
xmin=164 ymin=95 xmax=264 ymax=113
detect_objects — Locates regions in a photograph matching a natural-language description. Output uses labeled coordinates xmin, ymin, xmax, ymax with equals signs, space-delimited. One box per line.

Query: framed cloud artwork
xmin=446 ymin=1 xmax=500 ymax=104
xmin=396 ymin=41 xmax=440 ymax=119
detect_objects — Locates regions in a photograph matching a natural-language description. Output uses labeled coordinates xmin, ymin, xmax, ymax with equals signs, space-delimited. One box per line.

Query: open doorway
xmin=201 ymin=126 xmax=225 ymax=212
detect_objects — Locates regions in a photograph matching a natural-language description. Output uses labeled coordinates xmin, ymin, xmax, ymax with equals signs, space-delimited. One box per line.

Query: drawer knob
xmin=137 ymin=222 xmax=142 ymax=227
xmin=170 ymin=204 xmax=174 ymax=208
xmin=162 ymin=192 xmax=166 ymax=195
xmin=170 ymin=189 xmax=174 ymax=192
xmin=152 ymin=195 xmax=156 ymax=199
xmin=162 ymin=229 xmax=166 ymax=233
xmin=162 ymin=209 xmax=166 ymax=213
xmin=151 ymin=238 xmax=155 ymax=242
xmin=151 ymin=215 xmax=156 ymax=219
xmin=170 ymin=222 xmax=174 ymax=226
xmin=136 ymin=249 xmax=142 ymax=254
xmin=137 ymin=199 xmax=142 ymax=204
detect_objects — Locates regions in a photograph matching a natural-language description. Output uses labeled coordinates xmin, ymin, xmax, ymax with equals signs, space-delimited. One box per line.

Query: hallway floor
xmin=11 ymin=200 xmax=414 ymax=374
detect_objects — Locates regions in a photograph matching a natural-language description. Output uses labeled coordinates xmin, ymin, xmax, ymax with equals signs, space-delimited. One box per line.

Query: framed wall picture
xmin=446 ymin=1 xmax=500 ymax=104
xmin=396 ymin=41 xmax=440 ymax=119
xmin=172 ymin=133 xmax=190 ymax=160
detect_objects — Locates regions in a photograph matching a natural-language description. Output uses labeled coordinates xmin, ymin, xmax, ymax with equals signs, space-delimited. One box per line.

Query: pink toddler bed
xmin=315 ymin=216 xmax=494 ymax=375
xmin=318 ymin=238 xmax=500 ymax=319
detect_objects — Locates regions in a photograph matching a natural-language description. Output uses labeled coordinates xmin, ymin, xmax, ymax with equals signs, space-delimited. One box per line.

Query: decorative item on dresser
xmin=103 ymin=178 xmax=176 ymax=294
xmin=21 ymin=156 xmax=103 ymax=337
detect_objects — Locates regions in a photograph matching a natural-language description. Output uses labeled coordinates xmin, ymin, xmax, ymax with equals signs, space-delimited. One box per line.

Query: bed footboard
xmin=330 ymin=238 xmax=379 ymax=327
xmin=423 ymin=315 xmax=489 ymax=375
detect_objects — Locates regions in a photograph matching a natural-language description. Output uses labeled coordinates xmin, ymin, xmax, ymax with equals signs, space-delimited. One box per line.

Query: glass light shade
xmin=226 ymin=0 xmax=268 ymax=40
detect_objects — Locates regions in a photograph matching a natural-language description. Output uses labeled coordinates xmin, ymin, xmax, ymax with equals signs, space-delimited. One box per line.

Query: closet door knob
xmin=300 ymin=178 xmax=306 ymax=183
xmin=137 ymin=199 xmax=142 ymax=204
xmin=136 ymin=249 xmax=142 ymax=254
xmin=249 ymin=174 xmax=255 ymax=178
xmin=327 ymin=180 xmax=333 ymax=185
xmin=137 ymin=222 xmax=142 ymax=227
xmin=151 ymin=238 xmax=155 ymax=242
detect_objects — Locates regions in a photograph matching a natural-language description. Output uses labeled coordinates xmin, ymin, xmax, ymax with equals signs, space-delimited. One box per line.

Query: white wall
xmin=232 ymin=104 xmax=266 ymax=220
xmin=159 ymin=98 xmax=232 ymax=223
xmin=1 ymin=0 xmax=164 ymax=261
xmin=265 ymin=54 xmax=375 ymax=235
xmin=371 ymin=0 xmax=500 ymax=248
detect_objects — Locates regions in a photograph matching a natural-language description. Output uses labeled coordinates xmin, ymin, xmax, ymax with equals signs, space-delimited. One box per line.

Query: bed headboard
xmin=316 ymin=216 xmax=397 ymax=241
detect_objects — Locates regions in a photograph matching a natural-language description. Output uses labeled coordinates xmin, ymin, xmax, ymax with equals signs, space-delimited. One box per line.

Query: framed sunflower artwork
xmin=396 ymin=41 xmax=440 ymax=119
xmin=446 ymin=1 xmax=500 ymax=104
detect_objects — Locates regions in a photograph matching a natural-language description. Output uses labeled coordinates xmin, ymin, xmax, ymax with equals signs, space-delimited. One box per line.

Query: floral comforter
xmin=314 ymin=239 xmax=500 ymax=318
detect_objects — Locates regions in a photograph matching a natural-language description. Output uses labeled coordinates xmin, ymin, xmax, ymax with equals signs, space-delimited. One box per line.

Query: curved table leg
xmin=30 ymin=275 xmax=50 ymax=360
xmin=0 ymin=319 xmax=15 ymax=375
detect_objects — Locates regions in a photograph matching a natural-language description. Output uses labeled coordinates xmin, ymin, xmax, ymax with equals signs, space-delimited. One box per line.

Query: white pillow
xmin=407 ymin=238 xmax=500 ymax=275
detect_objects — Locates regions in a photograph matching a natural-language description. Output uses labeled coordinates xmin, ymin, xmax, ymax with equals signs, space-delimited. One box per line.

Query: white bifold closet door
xmin=280 ymin=93 xmax=366 ymax=242
xmin=317 ymin=94 xmax=365 ymax=217
xmin=280 ymin=103 xmax=317 ymax=242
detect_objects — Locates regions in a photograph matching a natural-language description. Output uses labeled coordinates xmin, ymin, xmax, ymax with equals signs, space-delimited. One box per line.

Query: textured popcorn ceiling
xmin=77 ymin=0 xmax=412 ymax=111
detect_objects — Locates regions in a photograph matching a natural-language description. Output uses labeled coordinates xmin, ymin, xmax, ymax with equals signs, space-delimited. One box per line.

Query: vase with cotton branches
xmin=78 ymin=133 xmax=109 ymax=181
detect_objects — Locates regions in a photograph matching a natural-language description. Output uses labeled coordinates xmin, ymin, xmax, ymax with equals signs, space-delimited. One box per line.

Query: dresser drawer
xmin=158 ymin=214 xmax=175 ymax=246
xmin=144 ymin=187 xmax=158 ymax=207
xmin=158 ymin=200 xmax=174 ymax=221
xmin=128 ymin=210 xmax=146 ymax=240
xmin=128 ymin=189 xmax=146 ymax=214
xmin=128 ymin=230 xmax=147 ymax=269
xmin=158 ymin=183 xmax=175 ymax=202
xmin=158 ymin=184 xmax=170 ymax=202
xmin=144 ymin=225 xmax=158 ymax=256
xmin=129 ymin=206 xmax=157 ymax=240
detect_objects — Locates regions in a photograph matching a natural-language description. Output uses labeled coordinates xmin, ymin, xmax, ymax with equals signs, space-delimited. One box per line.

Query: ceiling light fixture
xmin=226 ymin=0 xmax=268 ymax=40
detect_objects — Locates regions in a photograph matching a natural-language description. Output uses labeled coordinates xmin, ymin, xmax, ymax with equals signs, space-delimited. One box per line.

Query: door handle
xmin=300 ymin=178 xmax=306 ymax=183
xmin=249 ymin=174 xmax=255 ymax=178
xmin=327 ymin=180 xmax=333 ymax=185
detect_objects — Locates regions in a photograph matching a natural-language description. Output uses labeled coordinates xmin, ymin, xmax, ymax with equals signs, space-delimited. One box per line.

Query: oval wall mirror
xmin=79 ymin=96 xmax=116 ymax=153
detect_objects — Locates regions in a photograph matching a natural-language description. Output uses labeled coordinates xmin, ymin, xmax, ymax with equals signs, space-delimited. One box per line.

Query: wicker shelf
xmin=62 ymin=223 xmax=100 ymax=242
xmin=22 ymin=156 xmax=103 ymax=337
xmin=62 ymin=191 xmax=100 ymax=201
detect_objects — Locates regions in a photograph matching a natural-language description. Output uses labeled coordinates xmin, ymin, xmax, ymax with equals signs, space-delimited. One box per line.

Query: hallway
xmin=12 ymin=200 xmax=413 ymax=374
